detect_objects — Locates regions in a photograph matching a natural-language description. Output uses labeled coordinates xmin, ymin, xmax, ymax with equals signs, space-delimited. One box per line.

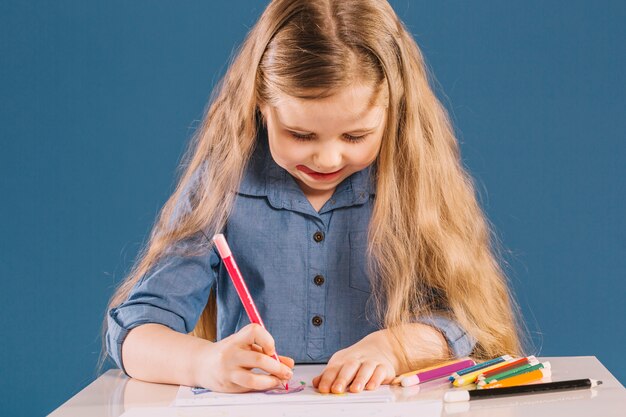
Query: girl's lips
xmin=296 ymin=165 xmax=344 ymax=181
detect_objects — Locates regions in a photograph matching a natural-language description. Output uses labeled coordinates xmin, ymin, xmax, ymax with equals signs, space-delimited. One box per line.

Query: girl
xmin=105 ymin=0 xmax=522 ymax=394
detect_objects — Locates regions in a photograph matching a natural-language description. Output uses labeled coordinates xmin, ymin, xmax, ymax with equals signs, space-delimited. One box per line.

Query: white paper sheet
xmin=173 ymin=364 xmax=394 ymax=406
xmin=121 ymin=401 xmax=442 ymax=417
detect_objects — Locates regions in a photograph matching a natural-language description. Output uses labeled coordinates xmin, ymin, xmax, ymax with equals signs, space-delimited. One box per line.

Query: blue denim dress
xmin=106 ymin=129 xmax=475 ymax=372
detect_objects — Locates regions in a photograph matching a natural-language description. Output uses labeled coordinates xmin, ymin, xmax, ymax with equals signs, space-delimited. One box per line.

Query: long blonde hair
xmin=106 ymin=0 xmax=523 ymax=365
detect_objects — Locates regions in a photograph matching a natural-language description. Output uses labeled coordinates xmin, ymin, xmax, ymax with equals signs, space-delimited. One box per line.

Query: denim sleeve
xmin=416 ymin=314 xmax=476 ymax=358
xmin=106 ymin=247 xmax=220 ymax=373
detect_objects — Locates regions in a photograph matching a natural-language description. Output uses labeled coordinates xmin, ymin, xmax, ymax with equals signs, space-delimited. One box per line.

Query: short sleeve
xmin=106 ymin=246 xmax=220 ymax=373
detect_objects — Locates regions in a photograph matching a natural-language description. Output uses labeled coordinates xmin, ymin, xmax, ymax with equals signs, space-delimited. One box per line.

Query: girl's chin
xmin=294 ymin=174 xmax=341 ymax=192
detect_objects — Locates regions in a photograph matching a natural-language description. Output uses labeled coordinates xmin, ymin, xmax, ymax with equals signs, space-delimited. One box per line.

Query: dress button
xmin=313 ymin=231 xmax=325 ymax=242
xmin=313 ymin=274 xmax=325 ymax=286
xmin=312 ymin=316 xmax=323 ymax=326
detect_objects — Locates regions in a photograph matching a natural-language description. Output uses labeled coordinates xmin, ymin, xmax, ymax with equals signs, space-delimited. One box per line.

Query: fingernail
xmin=333 ymin=383 xmax=343 ymax=393
xmin=353 ymin=382 xmax=362 ymax=391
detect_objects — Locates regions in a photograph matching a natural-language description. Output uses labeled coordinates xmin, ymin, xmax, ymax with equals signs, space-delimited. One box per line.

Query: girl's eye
xmin=289 ymin=131 xmax=314 ymax=141
xmin=343 ymin=134 xmax=367 ymax=143
xmin=288 ymin=131 xmax=367 ymax=143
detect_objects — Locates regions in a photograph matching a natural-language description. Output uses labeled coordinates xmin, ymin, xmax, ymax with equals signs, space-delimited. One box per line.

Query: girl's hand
xmin=312 ymin=330 xmax=399 ymax=394
xmin=193 ymin=323 xmax=294 ymax=393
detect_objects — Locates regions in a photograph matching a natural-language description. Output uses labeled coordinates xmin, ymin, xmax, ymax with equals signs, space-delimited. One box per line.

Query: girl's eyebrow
xmin=283 ymin=123 xmax=379 ymax=134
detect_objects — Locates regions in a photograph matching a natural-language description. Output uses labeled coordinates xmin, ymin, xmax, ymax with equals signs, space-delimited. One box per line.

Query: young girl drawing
xmin=105 ymin=0 xmax=522 ymax=394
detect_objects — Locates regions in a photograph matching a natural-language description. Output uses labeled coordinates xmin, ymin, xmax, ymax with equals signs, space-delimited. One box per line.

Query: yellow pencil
xmin=453 ymin=358 xmax=517 ymax=387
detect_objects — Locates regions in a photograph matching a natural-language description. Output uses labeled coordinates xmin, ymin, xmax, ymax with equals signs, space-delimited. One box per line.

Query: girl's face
xmin=260 ymin=83 xmax=386 ymax=202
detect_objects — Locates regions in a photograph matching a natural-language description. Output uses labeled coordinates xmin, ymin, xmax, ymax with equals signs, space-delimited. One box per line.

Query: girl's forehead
xmin=271 ymin=83 xmax=386 ymax=129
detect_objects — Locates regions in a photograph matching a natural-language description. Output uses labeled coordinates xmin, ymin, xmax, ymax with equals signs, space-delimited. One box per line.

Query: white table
xmin=49 ymin=356 xmax=625 ymax=416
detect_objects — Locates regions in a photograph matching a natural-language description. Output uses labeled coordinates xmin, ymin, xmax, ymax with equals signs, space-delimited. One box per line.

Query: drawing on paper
xmin=191 ymin=387 xmax=212 ymax=395
xmin=265 ymin=381 xmax=306 ymax=395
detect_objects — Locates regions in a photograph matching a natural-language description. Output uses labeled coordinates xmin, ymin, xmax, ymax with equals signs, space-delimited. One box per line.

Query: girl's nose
xmin=313 ymin=144 xmax=343 ymax=171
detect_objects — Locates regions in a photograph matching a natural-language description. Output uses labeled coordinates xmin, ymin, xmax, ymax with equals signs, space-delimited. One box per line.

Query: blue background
xmin=1 ymin=1 xmax=624 ymax=415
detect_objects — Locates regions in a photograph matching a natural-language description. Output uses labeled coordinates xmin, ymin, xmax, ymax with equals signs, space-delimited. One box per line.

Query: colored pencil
xmin=478 ymin=357 xmax=538 ymax=382
xmin=453 ymin=358 xmax=516 ymax=387
xmin=444 ymin=378 xmax=602 ymax=402
xmin=479 ymin=367 xmax=551 ymax=389
xmin=478 ymin=362 xmax=550 ymax=387
xmin=401 ymin=359 xmax=476 ymax=387
xmin=213 ymin=234 xmax=288 ymax=390
xmin=478 ymin=356 xmax=535 ymax=380
xmin=449 ymin=355 xmax=512 ymax=380
xmin=392 ymin=358 xmax=469 ymax=385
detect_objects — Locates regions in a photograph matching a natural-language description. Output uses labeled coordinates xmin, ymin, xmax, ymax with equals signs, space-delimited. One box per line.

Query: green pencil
xmin=478 ymin=361 xmax=550 ymax=386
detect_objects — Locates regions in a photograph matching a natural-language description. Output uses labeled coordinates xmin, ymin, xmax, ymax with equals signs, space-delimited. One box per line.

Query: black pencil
xmin=444 ymin=379 xmax=603 ymax=402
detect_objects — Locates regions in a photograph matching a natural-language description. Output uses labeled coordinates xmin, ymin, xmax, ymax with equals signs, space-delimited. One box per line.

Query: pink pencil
xmin=213 ymin=234 xmax=288 ymax=390
xmin=401 ymin=359 xmax=476 ymax=387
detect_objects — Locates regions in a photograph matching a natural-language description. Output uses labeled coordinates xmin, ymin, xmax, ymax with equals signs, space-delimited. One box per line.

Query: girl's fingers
xmin=230 ymin=369 xmax=283 ymax=391
xmin=330 ymin=360 xmax=362 ymax=393
xmin=279 ymin=355 xmax=295 ymax=369
xmin=365 ymin=365 xmax=389 ymax=390
xmin=315 ymin=365 xmax=341 ymax=394
xmin=251 ymin=345 xmax=294 ymax=369
xmin=236 ymin=350 xmax=293 ymax=380
xmin=238 ymin=324 xmax=276 ymax=356
xmin=349 ymin=361 xmax=378 ymax=393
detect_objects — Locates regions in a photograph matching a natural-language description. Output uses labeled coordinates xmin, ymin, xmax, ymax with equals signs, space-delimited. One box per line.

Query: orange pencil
xmin=480 ymin=368 xmax=552 ymax=389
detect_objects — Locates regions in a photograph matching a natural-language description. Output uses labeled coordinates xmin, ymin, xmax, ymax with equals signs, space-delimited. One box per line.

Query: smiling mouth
xmin=296 ymin=165 xmax=344 ymax=181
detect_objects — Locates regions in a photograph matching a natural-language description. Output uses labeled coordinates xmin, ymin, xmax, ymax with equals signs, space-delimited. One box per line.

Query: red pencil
xmin=480 ymin=356 xmax=532 ymax=379
xmin=213 ymin=233 xmax=288 ymax=390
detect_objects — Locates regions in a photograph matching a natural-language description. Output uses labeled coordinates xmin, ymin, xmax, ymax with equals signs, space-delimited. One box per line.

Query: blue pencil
xmin=449 ymin=355 xmax=512 ymax=381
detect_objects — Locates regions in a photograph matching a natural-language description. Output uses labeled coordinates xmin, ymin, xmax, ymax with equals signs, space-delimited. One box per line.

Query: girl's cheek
xmin=269 ymin=134 xmax=300 ymax=163
xmin=352 ymin=143 xmax=381 ymax=167
xmin=271 ymin=144 xmax=310 ymax=170
xmin=282 ymin=142 xmax=312 ymax=162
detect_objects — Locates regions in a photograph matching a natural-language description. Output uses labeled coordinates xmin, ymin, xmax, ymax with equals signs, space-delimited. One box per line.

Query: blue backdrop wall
xmin=1 ymin=1 xmax=624 ymax=415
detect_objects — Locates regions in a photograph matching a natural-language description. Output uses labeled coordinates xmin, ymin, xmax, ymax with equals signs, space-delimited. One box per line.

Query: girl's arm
xmin=388 ymin=322 xmax=451 ymax=374
xmin=121 ymin=322 xmax=294 ymax=392
xmin=122 ymin=323 xmax=211 ymax=387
